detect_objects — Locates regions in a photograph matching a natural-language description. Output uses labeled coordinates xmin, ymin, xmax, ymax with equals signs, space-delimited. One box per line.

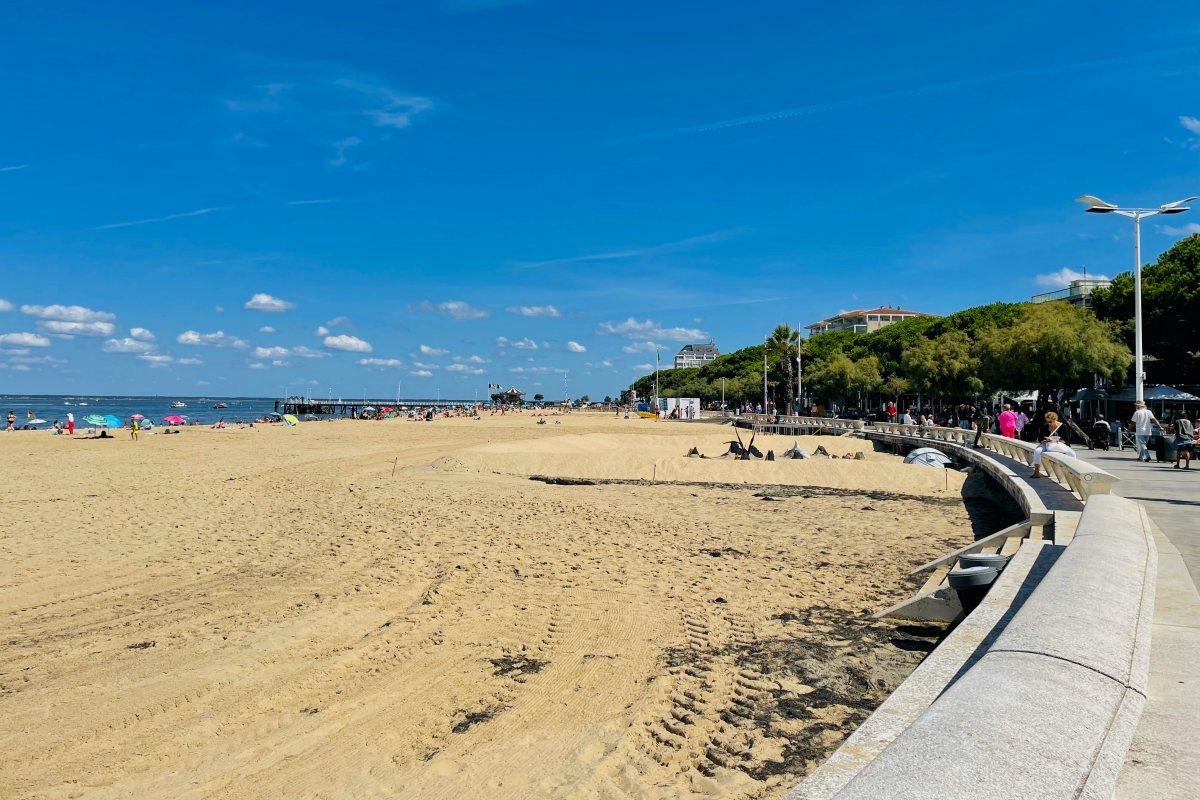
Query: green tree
xmin=766 ymin=324 xmax=800 ymax=411
xmin=1091 ymin=233 xmax=1200 ymax=383
xmin=807 ymin=353 xmax=881 ymax=404
xmin=900 ymin=330 xmax=982 ymax=398
xmin=533 ymin=392 xmax=544 ymax=402
xmin=975 ymin=301 xmax=1132 ymax=391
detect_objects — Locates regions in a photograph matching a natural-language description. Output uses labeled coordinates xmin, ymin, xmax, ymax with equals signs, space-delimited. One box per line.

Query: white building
xmin=674 ymin=342 xmax=719 ymax=369
xmin=805 ymin=306 xmax=934 ymax=335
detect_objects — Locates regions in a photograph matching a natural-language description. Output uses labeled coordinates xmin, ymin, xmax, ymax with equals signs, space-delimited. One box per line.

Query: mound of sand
xmin=0 ymin=414 xmax=973 ymax=799
xmin=436 ymin=431 xmax=966 ymax=494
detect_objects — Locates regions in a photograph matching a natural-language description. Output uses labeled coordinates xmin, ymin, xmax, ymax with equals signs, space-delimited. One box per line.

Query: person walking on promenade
xmin=1173 ymin=412 xmax=1196 ymax=470
xmin=1015 ymin=406 xmax=1029 ymax=440
xmin=887 ymin=401 xmax=897 ymax=422
xmin=66 ymin=411 xmax=74 ymax=435
xmin=973 ymin=404 xmax=992 ymax=448
xmin=997 ymin=404 xmax=1018 ymax=438
xmin=1131 ymin=401 xmax=1161 ymax=463
xmin=1030 ymin=411 xmax=1077 ymax=478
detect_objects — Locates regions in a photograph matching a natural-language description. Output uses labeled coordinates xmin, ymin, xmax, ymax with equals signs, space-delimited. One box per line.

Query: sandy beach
xmin=0 ymin=413 xmax=999 ymax=799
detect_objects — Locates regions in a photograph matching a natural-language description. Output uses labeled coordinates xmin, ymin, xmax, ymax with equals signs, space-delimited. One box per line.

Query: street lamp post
xmin=1076 ymin=194 xmax=1195 ymax=402
xmin=796 ymin=321 xmax=803 ymax=414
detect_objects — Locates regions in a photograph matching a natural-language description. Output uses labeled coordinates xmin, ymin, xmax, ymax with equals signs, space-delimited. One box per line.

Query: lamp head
xmin=1076 ymin=194 xmax=1118 ymax=213
xmin=1159 ymin=196 xmax=1196 ymax=214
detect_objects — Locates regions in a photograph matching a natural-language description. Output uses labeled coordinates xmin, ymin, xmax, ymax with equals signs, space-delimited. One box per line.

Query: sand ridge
xmin=1 ymin=414 xmax=976 ymax=799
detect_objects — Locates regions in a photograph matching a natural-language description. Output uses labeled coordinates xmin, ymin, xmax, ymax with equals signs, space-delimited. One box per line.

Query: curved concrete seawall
xmin=790 ymin=429 xmax=1157 ymax=800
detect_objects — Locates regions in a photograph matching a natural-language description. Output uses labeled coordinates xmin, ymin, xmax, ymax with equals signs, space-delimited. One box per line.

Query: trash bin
xmin=1156 ymin=434 xmax=1178 ymax=463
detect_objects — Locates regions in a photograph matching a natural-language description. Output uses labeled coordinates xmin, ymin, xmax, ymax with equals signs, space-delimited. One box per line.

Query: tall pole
xmin=721 ymin=377 xmax=726 ymax=411
xmin=1133 ymin=212 xmax=1145 ymax=403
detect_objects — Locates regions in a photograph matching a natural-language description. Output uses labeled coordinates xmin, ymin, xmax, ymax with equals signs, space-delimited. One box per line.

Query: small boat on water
xmin=212 ymin=402 xmax=228 ymax=409
xmin=170 ymin=401 xmax=187 ymax=408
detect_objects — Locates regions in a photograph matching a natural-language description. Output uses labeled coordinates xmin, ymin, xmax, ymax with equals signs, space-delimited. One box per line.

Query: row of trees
xmin=634 ymin=302 xmax=1145 ymax=412
xmin=628 ymin=233 xmax=1200 ymax=409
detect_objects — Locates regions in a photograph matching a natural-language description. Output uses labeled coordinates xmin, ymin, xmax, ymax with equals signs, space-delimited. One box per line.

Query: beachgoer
xmin=1173 ymin=413 xmax=1195 ymax=470
xmin=997 ymin=404 xmax=1017 ymax=438
xmin=973 ymin=405 xmax=992 ymax=448
xmin=901 ymin=409 xmax=915 ymax=425
xmin=130 ymin=417 xmax=140 ymax=441
xmin=1031 ymin=411 xmax=1077 ymax=478
xmin=1131 ymin=401 xmax=1160 ymax=463
xmin=66 ymin=411 xmax=75 ymax=435
xmin=5 ymin=411 xmax=14 ymax=431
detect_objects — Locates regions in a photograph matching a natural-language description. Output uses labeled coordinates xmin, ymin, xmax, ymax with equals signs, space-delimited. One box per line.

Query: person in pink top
xmin=997 ymin=403 xmax=1018 ymax=438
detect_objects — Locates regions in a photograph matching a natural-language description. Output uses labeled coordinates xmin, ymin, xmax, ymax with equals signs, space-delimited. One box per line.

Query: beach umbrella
xmin=102 ymin=414 xmax=123 ymax=428
xmin=131 ymin=413 xmax=145 ymax=420
xmin=83 ymin=414 xmax=107 ymax=426
xmin=162 ymin=415 xmax=186 ymax=425
xmin=282 ymin=414 xmax=299 ymax=426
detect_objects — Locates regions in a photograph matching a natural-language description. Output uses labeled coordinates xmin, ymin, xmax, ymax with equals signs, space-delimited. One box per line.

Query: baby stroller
xmin=1090 ymin=419 xmax=1112 ymax=451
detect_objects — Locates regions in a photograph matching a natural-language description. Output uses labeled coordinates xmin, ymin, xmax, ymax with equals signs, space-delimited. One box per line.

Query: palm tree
xmin=766 ymin=324 xmax=800 ymax=412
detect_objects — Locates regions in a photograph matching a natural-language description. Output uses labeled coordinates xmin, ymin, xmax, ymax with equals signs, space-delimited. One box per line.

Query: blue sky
xmin=1 ymin=2 xmax=1198 ymax=398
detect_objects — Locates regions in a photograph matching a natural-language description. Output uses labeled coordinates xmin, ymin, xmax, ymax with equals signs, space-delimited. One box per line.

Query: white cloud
xmin=621 ymin=340 xmax=660 ymax=354
xmin=271 ymin=360 xmax=290 ymax=367
xmin=506 ymin=304 xmax=561 ymax=318
xmin=359 ymin=357 xmax=402 ymax=367
xmin=0 ymin=332 xmax=50 ymax=347
xmin=566 ymin=340 xmax=587 ymax=353
xmin=420 ymin=344 xmax=448 ymax=356
xmin=414 ymin=299 xmax=489 ymax=320
xmin=316 ymin=325 xmax=330 ymax=336
xmin=244 ymin=293 xmax=296 ymax=312
xmin=254 ymin=345 xmax=290 ymax=359
xmin=330 ymin=136 xmax=361 ymax=167
xmin=510 ymin=337 xmax=538 ymax=350
xmin=291 ymin=345 xmax=329 ymax=359
xmin=177 ymin=330 xmax=249 ymax=348
xmin=92 ymin=206 xmax=227 ymax=231
xmin=601 ymin=358 xmax=613 ymax=368
xmin=466 ymin=354 xmax=487 ymax=363
xmin=323 ymin=334 xmax=372 ymax=353
xmin=409 ymin=369 xmax=433 ymax=377
xmin=21 ymin=304 xmax=115 ymax=323
xmin=1033 ymin=267 xmax=1111 ymax=289
xmin=248 ymin=362 xmax=268 ymax=370
xmin=103 ymin=337 xmax=155 ymax=353
xmin=446 ymin=363 xmax=484 ymax=374
xmin=177 ymin=357 xmax=203 ymax=365
xmin=1182 ymin=115 xmax=1200 ymax=135
xmin=325 ymin=315 xmax=349 ymax=326
xmin=1 ymin=363 xmax=31 ymax=371
xmin=1160 ymin=222 xmax=1200 ymax=236
xmin=39 ymin=320 xmax=115 ymax=337
xmin=596 ymin=317 xmax=708 ymax=342
xmin=259 ymin=325 xmax=277 ymax=334
xmin=633 ymin=363 xmax=654 ymax=371
xmin=0 ymin=299 xmax=12 ymax=312
xmin=139 ymin=353 xmax=173 ymax=366
xmin=9 ymin=354 xmax=66 ymax=365
xmin=129 ymin=327 xmax=155 ymax=341
xmin=214 ymin=305 xmax=224 ymax=313
xmin=412 ymin=360 xmax=439 ymax=369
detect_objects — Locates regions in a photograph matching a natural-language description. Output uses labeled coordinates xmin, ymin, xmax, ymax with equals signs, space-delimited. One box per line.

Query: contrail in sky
xmin=620 ymin=45 xmax=1199 ymax=143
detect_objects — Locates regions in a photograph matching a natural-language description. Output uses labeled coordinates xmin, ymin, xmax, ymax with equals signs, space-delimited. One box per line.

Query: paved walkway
xmin=1086 ymin=449 xmax=1200 ymax=799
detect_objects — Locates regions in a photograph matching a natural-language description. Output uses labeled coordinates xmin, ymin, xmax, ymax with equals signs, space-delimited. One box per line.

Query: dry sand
xmin=1 ymin=413 xmax=988 ymax=799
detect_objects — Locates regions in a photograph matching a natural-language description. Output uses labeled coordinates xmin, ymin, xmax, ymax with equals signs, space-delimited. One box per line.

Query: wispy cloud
xmin=597 ymin=317 xmax=708 ymax=342
xmin=92 ymin=206 xmax=228 ymax=231
xmin=516 ymin=229 xmax=739 ymax=269
xmin=621 ymin=46 xmax=1200 ymax=143
xmin=323 ymin=334 xmax=372 ymax=353
xmin=566 ymin=341 xmax=587 ymax=353
xmin=359 ymin=357 xmax=402 ymax=367
xmin=1034 ymin=267 xmax=1110 ymax=289
xmin=244 ymin=292 xmax=296 ymax=312
xmin=177 ymin=330 xmax=249 ymax=348
xmin=1160 ymin=222 xmax=1200 ymax=236
xmin=412 ymin=300 xmax=490 ymax=320
xmin=506 ymin=304 xmax=561 ymax=317
xmin=0 ymin=164 xmax=30 ymax=173
xmin=0 ymin=332 xmax=50 ymax=347
xmin=21 ymin=304 xmax=115 ymax=323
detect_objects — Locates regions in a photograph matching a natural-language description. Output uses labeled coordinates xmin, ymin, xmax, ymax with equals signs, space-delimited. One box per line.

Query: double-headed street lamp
xmin=1076 ymin=194 xmax=1195 ymax=403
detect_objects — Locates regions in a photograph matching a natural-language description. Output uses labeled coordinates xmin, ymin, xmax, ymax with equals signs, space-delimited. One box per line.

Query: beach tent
xmin=904 ymin=447 xmax=953 ymax=468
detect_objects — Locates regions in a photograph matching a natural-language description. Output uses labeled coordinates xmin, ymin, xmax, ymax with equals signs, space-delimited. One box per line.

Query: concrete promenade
xmin=1089 ymin=450 xmax=1200 ymax=799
